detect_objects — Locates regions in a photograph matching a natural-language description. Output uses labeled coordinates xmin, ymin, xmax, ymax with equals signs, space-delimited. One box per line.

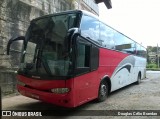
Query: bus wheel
xmin=136 ymin=74 xmax=141 ymax=85
xmin=97 ymin=81 xmax=108 ymax=102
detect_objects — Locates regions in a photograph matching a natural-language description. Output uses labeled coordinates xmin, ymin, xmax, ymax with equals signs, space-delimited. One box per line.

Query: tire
xmin=136 ymin=74 xmax=141 ymax=85
xmin=97 ymin=80 xmax=108 ymax=102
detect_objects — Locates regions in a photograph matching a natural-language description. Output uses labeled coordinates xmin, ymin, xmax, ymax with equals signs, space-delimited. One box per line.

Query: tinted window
xmin=77 ymin=43 xmax=90 ymax=67
xmin=114 ymin=32 xmax=136 ymax=54
xmin=91 ymin=45 xmax=99 ymax=70
xmin=100 ymin=23 xmax=115 ymax=49
xmin=21 ymin=13 xmax=78 ymax=77
xmin=80 ymin=15 xmax=99 ymax=43
xmin=100 ymin=23 xmax=136 ymax=53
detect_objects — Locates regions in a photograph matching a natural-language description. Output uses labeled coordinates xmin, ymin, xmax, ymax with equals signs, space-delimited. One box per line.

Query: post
xmin=157 ymin=44 xmax=159 ymax=68
xmin=78 ymin=0 xmax=80 ymax=9
xmin=0 ymin=86 xmax=1 ymax=113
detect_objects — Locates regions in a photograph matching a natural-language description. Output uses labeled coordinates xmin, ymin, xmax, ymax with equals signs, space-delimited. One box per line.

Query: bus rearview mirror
xmin=7 ymin=36 xmax=25 ymax=55
xmin=65 ymin=28 xmax=80 ymax=52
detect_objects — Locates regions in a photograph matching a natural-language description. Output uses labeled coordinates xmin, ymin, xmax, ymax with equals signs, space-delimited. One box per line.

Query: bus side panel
xmin=99 ymin=48 xmax=133 ymax=91
xmin=133 ymin=56 xmax=147 ymax=81
xmin=98 ymin=48 xmax=129 ymax=79
xmin=98 ymin=48 xmax=146 ymax=92
xmin=65 ymin=78 xmax=75 ymax=107
xmin=73 ymin=71 xmax=99 ymax=107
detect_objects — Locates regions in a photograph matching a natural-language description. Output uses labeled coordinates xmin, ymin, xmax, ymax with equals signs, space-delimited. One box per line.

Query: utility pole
xmin=0 ymin=87 xmax=1 ymax=112
xmin=157 ymin=44 xmax=159 ymax=68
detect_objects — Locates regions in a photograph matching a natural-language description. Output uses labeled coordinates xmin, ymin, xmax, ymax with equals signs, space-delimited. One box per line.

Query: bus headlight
xmin=51 ymin=88 xmax=70 ymax=94
xmin=17 ymin=81 xmax=26 ymax=86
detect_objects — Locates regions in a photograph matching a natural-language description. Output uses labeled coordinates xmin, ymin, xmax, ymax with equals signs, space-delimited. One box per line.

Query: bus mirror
xmin=7 ymin=36 xmax=25 ymax=55
xmin=67 ymin=28 xmax=80 ymax=38
xmin=65 ymin=28 xmax=80 ymax=52
xmin=67 ymin=28 xmax=80 ymax=40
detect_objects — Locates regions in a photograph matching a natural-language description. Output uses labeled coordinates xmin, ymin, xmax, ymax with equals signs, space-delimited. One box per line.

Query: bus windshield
xmin=20 ymin=13 xmax=78 ymax=77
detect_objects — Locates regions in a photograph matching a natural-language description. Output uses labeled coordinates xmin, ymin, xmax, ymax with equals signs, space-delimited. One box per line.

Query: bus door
xmin=74 ymin=36 xmax=99 ymax=105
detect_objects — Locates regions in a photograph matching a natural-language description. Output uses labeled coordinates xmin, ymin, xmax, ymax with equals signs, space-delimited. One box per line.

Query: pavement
xmin=1 ymin=71 xmax=160 ymax=119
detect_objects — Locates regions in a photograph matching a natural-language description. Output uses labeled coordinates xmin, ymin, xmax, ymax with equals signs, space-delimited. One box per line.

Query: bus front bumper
xmin=17 ymin=85 xmax=75 ymax=108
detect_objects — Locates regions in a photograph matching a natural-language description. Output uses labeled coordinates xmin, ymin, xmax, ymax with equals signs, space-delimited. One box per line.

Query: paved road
xmin=2 ymin=71 xmax=160 ymax=119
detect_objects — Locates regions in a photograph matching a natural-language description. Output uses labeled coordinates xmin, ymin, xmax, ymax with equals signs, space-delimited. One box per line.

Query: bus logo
xmin=2 ymin=111 xmax=11 ymax=116
xmin=32 ymin=76 xmax=40 ymax=79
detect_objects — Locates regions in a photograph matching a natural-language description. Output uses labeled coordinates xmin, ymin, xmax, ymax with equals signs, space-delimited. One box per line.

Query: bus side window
xmin=91 ymin=45 xmax=99 ymax=70
xmin=100 ymin=23 xmax=115 ymax=49
xmin=114 ymin=30 xmax=136 ymax=54
xmin=77 ymin=42 xmax=90 ymax=68
xmin=136 ymin=44 xmax=147 ymax=57
xmin=80 ymin=15 xmax=99 ymax=43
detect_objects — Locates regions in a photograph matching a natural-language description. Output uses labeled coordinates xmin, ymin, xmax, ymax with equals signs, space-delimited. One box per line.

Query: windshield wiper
xmin=36 ymin=49 xmax=53 ymax=76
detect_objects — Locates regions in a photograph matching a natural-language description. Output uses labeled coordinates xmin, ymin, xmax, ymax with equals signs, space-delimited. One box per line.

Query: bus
xmin=7 ymin=10 xmax=147 ymax=108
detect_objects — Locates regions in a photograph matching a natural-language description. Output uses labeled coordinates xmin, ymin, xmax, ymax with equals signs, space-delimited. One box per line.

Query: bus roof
xmin=31 ymin=10 xmax=146 ymax=49
xmin=32 ymin=10 xmax=99 ymax=21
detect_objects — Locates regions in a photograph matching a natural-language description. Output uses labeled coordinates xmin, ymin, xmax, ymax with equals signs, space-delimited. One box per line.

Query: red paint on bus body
xmin=98 ymin=48 xmax=129 ymax=78
xmin=17 ymin=48 xmax=129 ymax=107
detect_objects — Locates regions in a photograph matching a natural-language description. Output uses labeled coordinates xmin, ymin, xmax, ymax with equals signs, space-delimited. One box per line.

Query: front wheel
xmin=97 ymin=81 xmax=108 ymax=102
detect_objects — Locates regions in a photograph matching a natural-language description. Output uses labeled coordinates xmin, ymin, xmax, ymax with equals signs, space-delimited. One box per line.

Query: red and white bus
xmin=7 ymin=10 xmax=147 ymax=108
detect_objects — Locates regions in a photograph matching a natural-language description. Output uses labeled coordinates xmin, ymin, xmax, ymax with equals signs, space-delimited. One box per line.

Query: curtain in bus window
xmin=80 ymin=15 xmax=99 ymax=43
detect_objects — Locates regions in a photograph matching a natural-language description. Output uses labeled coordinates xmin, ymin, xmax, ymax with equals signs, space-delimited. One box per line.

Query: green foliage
xmin=146 ymin=68 xmax=160 ymax=71
xmin=146 ymin=63 xmax=158 ymax=68
xmin=147 ymin=46 xmax=158 ymax=52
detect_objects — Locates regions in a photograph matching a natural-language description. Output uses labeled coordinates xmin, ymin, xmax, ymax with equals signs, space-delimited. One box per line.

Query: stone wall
xmin=0 ymin=0 xmax=75 ymax=68
xmin=0 ymin=0 xmax=75 ymax=96
xmin=0 ymin=69 xmax=17 ymax=96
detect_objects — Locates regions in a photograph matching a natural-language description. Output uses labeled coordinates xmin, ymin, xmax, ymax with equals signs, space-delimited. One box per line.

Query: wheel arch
xmin=100 ymin=75 xmax=111 ymax=94
xmin=138 ymin=71 xmax=141 ymax=79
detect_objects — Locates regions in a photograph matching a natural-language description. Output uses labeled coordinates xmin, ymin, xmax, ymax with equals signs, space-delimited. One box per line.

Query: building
xmin=74 ymin=0 xmax=99 ymax=16
xmin=95 ymin=0 xmax=112 ymax=9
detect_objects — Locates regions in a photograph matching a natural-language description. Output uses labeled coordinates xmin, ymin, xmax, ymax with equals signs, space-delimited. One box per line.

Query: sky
xmin=98 ymin=0 xmax=160 ymax=48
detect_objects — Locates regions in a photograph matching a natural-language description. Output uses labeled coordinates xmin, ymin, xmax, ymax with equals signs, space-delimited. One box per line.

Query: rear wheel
xmin=136 ymin=74 xmax=141 ymax=85
xmin=97 ymin=81 xmax=108 ymax=102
